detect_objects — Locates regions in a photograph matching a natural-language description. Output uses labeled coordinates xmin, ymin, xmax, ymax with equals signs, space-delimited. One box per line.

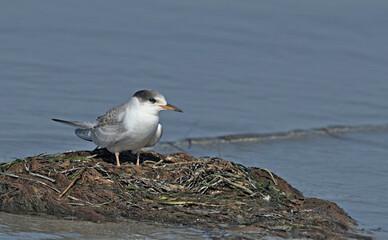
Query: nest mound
xmin=0 ymin=150 xmax=370 ymax=239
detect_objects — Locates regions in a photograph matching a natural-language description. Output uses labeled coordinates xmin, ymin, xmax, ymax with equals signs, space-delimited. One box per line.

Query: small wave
xmin=160 ymin=124 xmax=388 ymax=148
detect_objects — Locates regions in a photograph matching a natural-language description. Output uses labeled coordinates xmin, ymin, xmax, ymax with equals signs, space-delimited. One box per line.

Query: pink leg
xmin=115 ymin=152 xmax=120 ymax=166
xmin=136 ymin=151 xmax=140 ymax=166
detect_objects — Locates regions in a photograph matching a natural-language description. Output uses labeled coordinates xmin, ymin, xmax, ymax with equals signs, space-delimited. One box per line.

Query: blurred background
xmin=1 ymin=0 xmax=387 ymax=239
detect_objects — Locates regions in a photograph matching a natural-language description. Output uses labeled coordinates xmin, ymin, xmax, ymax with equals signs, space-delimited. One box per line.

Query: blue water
xmin=1 ymin=0 xmax=388 ymax=239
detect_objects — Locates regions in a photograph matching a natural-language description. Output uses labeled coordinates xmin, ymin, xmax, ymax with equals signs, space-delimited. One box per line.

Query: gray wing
xmin=145 ymin=123 xmax=163 ymax=147
xmin=96 ymin=102 xmax=128 ymax=125
xmin=91 ymin=124 xmax=126 ymax=148
xmin=91 ymin=102 xmax=128 ymax=148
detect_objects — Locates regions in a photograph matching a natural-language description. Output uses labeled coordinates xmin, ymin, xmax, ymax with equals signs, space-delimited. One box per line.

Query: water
xmin=0 ymin=212 xmax=209 ymax=240
xmin=1 ymin=0 xmax=388 ymax=239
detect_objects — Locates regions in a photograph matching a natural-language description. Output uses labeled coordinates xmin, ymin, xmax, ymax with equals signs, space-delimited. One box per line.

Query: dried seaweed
xmin=0 ymin=149 xmax=371 ymax=239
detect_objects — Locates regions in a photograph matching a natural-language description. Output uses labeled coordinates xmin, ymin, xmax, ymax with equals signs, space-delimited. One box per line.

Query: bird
xmin=52 ymin=89 xmax=182 ymax=166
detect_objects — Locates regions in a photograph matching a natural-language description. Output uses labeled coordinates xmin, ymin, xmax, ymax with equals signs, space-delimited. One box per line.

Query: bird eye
xmin=149 ymin=97 xmax=156 ymax=103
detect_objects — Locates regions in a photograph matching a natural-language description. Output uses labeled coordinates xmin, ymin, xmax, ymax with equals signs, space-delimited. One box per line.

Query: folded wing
xmin=90 ymin=102 xmax=128 ymax=148
xmin=145 ymin=123 xmax=163 ymax=147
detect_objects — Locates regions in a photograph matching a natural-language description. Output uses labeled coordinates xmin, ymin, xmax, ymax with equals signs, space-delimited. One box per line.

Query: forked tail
xmin=52 ymin=118 xmax=94 ymax=142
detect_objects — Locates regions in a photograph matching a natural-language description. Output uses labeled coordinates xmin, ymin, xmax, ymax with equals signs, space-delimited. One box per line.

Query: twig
xmin=23 ymin=159 xmax=56 ymax=183
xmin=97 ymin=199 xmax=115 ymax=206
xmin=59 ymin=167 xmax=86 ymax=198
xmin=92 ymin=163 xmax=111 ymax=178
xmin=0 ymin=171 xmax=60 ymax=193
xmin=61 ymin=163 xmax=105 ymax=175
xmin=151 ymin=159 xmax=164 ymax=167
xmin=29 ymin=172 xmax=56 ymax=183
xmin=35 ymin=152 xmax=47 ymax=157
xmin=259 ymin=168 xmax=278 ymax=185
xmin=146 ymin=199 xmax=217 ymax=207
xmin=216 ymin=175 xmax=254 ymax=194
xmin=143 ymin=160 xmax=157 ymax=164
xmin=1 ymin=158 xmax=23 ymax=169
xmin=173 ymin=161 xmax=204 ymax=165
xmin=68 ymin=195 xmax=100 ymax=207
xmin=68 ymin=203 xmax=85 ymax=206
xmin=61 ymin=167 xmax=83 ymax=174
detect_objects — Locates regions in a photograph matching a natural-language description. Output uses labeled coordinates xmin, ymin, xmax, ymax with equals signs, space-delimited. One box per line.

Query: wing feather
xmin=145 ymin=124 xmax=163 ymax=147
xmin=91 ymin=102 xmax=129 ymax=148
xmin=96 ymin=103 xmax=128 ymax=126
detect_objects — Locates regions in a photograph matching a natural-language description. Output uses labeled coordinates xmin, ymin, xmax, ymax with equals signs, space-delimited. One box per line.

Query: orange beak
xmin=160 ymin=103 xmax=183 ymax=112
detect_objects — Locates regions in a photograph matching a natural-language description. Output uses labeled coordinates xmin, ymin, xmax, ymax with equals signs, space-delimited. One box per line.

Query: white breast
xmin=106 ymin=103 xmax=160 ymax=153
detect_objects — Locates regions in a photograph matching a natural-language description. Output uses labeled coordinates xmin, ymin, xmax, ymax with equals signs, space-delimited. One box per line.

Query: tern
xmin=53 ymin=89 xmax=182 ymax=166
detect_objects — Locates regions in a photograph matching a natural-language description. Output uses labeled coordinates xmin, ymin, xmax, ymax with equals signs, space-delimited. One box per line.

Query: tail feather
xmin=52 ymin=118 xmax=95 ymax=129
xmin=75 ymin=128 xmax=93 ymax=142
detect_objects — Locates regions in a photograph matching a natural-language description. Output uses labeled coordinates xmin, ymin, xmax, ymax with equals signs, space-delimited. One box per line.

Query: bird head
xmin=132 ymin=90 xmax=183 ymax=115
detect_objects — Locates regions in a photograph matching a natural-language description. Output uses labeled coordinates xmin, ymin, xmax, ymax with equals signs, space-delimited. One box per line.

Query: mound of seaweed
xmin=0 ymin=149 xmax=370 ymax=239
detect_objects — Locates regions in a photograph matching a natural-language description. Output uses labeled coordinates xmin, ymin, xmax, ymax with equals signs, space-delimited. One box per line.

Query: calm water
xmin=1 ymin=0 xmax=388 ymax=239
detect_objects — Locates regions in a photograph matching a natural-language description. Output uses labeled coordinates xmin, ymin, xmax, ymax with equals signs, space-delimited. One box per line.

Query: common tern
xmin=53 ymin=89 xmax=182 ymax=166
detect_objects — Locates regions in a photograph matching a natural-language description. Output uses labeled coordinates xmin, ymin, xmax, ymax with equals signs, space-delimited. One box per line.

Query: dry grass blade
xmin=29 ymin=172 xmax=56 ymax=183
xmin=58 ymin=167 xmax=87 ymax=198
xmin=259 ymin=168 xmax=278 ymax=185
xmin=0 ymin=171 xmax=60 ymax=193
xmin=67 ymin=195 xmax=100 ymax=207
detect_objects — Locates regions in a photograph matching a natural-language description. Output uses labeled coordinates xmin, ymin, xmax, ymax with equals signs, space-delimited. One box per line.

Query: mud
xmin=0 ymin=149 xmax=371 ymax=239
